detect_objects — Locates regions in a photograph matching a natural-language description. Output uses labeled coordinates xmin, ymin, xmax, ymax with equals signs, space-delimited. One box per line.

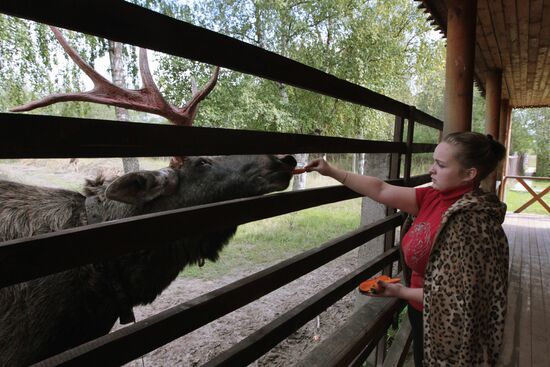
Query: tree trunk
xmin=109 ymin=41 xmax=140 ymax=173
xmin=536 ymin=152 xmax=549 ymax=176
xmin=358 ymin=153 xmax=366 ymax=175
xmin=517 ymin=152 xmax=527 ymax=176
xmin=292 ymin=153 xmax=308 ymax=191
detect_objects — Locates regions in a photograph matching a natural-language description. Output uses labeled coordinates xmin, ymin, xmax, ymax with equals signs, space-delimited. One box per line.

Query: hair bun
xmin=487 ymin=134 xmax=505 ymax=160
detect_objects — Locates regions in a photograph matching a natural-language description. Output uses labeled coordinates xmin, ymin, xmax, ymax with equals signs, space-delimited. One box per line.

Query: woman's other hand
xmin=367 ymin=282 xmax=423 ymax=304
xmin=370 ymin=280 xmax=404 ymax=298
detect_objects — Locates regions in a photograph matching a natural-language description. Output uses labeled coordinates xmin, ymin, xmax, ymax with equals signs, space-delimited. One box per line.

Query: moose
xmin=1 ymin=27 xmax=298 ymax=366
xmin=0 ymin=154 xmax=297 ymax=366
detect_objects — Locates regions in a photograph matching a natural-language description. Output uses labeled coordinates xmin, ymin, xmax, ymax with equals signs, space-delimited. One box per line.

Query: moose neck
xmin=108 ymin=228 xmax=238 ymax=307
xmin=89 ymin=188 xmax=238 ymax=306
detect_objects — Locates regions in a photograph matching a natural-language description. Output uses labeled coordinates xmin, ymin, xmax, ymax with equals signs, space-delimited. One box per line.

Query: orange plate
xmin=358 ymin=275 xmax=400 ymax=294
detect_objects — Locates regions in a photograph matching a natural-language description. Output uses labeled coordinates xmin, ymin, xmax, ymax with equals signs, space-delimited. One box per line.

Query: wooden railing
xmin=500 ymin=175 xmax=550 ymax=214
xmin=0 ymin=1 xmax=443 ymax=366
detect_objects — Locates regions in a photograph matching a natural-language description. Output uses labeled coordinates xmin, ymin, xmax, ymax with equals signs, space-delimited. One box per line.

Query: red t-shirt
xmin=401 ymin=184 xmax=473 ymax=311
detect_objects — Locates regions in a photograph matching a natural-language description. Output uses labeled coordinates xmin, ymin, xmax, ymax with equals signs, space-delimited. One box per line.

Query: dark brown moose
xmin=0 ymin=154 xmax=297 ymax=366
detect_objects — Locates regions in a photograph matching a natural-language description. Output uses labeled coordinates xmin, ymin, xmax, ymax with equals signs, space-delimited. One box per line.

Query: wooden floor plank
xmin=519 ymin=214 xmax=533 ymax=366
xmin=499 ymin=214 xmax=521 ymax=365
xmin=534 ymin=215 xmax=550 ymax=365
xmin=499 ymin=214 xmax=550 ymax=366
xmin=528 ymin=216 xmax=548 ymax=367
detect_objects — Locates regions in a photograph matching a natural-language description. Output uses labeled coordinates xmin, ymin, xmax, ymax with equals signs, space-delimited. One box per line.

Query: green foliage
xmin=510 ymin=108 xmax=550 ymax=176
xmin=154 ymin=0 xmax=446 ymax=138
xmin=2 ymin=1 xmax=448 ymax=142
xmin=0 ymin=16 xmax=54 ymax=110
xmin=471 ymin=89 xmax=486 ymax=133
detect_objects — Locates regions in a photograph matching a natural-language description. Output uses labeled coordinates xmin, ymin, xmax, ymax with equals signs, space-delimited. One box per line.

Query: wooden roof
xmin=417 ymin=0 xmax=550 ymax=108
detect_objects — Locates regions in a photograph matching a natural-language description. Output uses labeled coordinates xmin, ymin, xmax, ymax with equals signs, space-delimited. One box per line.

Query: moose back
xmin=0 ymin=154 xmax=296 ymax=366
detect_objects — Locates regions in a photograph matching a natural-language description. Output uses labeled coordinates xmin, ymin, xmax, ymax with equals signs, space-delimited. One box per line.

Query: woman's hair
xmin=442 ymin=131 xmax=506 ymax=182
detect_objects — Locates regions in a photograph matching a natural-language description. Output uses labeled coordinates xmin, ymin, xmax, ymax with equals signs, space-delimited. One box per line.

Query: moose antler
xmin=11 ymin=27 xmax=220 ymax=168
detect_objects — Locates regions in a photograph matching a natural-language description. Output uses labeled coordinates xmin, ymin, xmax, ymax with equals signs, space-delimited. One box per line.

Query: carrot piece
xmin=358 ymin=275 xmax=401 ymax=294
xmin=292 ymin=168 xmax=306 ymax=174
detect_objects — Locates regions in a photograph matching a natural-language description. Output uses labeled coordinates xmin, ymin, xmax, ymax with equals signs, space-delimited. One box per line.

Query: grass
xmin=181 ymin=197 xmax=362 ymax=279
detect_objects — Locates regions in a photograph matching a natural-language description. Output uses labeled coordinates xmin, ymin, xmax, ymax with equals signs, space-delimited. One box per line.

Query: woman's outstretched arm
xmin=305 ymin=158 xmax=419 ymax=215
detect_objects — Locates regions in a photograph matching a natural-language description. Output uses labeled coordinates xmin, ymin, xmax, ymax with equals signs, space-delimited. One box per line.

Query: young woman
xmin=305 ymin=132 xmax=509 ymax=367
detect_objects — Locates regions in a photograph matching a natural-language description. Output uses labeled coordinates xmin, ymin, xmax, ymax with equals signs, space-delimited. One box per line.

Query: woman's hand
xmin=369 ymin=280 xmax=404 ymax=298
xmin=304 ymin=158 xmax=332 ymax=176
xmin=366 ymin=282 xmax=423 ymax=304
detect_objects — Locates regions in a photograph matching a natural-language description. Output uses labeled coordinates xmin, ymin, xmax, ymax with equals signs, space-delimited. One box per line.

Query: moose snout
xmin=277 ymin=155 xmax=297 ymax=169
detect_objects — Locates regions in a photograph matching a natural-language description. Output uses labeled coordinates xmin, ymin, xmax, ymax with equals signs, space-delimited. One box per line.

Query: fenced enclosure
xmin=0 ymin=1 xmax=443 ymax=366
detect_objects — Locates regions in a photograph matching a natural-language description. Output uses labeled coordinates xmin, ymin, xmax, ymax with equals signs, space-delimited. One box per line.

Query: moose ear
xmin=105 ymin=168 xmax=179 ymax=205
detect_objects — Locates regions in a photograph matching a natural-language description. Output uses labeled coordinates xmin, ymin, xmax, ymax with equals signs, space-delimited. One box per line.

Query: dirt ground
xmin=0 ymin=159 xmax=391 ymax=367
xmin=119 ymin=251 xmax=360 ymax=367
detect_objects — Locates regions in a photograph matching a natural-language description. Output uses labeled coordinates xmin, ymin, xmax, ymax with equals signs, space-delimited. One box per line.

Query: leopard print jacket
xmin=402 ymin=189 xmax=509 ymax=366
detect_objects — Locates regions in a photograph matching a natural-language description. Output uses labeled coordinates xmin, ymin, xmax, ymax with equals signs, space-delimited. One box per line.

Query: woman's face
xmin=429 ymin=142 xmax=475 ymax=191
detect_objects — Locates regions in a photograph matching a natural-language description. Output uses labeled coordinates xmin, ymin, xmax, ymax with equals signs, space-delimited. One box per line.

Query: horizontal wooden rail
xmin=0 ymin=113 xmax=409 ymax=158
xmin=410 ymin=143 xmax=438 ymax=154
xmin=296 ymin=298 xmax=406 ymax=367
xmin=0 ymin=1 xmax=411 ymax=118
xmin=0 ymin=185 xmax=351 ymax=288
xmin=203 ymin=248 xmax=400 ymax=367
xmin=406 ymin=173 xmax=431 ymax=187
xmin=0 ymin=173 xmax=430 ymax=289
xmin=503 ymin=175 xmax=550 ymax=181
xmin=409 ymin=108 xmax=443 ymax=130
xmin=34 ymin=214 xmax=404 ymax=366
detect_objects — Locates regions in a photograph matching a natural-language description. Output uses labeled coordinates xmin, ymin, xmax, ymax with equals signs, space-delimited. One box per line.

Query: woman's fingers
xmin=304 ymin=158 xmax=323 ymax=172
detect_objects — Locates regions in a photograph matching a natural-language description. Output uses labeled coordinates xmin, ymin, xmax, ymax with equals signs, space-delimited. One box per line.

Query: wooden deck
xmin=498 ymin=213 xmax=550 ymax=367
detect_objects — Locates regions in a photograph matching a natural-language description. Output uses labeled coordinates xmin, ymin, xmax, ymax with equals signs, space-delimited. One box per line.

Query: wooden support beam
xmin=482 ymin=69 xmax=503 ymax=192
xmin=485 ymin=69 xmax=503 ymax=139
xmin=499 ymin=107 xmax=513 ymax=201
xmin=496 ymin=99 xmax=509 ymax=197
xmin=498 ymin=99 xmax=510 ymax=144
xmin=444 ymin=0 xmax=478 ymax=135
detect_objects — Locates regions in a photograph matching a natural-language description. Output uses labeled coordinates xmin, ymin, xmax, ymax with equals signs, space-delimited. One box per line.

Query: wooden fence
xmin=0 ymin=1 xmax=443 ymax=366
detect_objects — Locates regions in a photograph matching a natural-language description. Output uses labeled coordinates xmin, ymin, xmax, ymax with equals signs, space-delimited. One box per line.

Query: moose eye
xmin=195 ymin=158 xmax=212 ymax=167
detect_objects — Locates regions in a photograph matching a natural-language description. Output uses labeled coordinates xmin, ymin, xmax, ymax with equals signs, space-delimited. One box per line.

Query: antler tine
xmin=180 ymin=66 xmax=220 ymax=123
xmin=138 ymin=48 xmax=171 ymax=110
xmin=50 ymin=26 xmax=112 ymax=87
xmin=10 ymin=92 xmax=103 ymax=112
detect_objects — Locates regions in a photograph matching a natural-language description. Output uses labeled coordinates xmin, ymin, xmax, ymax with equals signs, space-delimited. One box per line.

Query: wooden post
xmin=485 ymin=69 xmax=502 ymax=139
xmin=499 ymin=106 xmax=513 ymax=200
xmin=482 ymin=69 xmax=503 ymax=192
xmin=357 ymin=153 xmax=391 ymax=308
xmin=498 ymin=99 xmax=510 ymax=144
xmin=443 ymin=0 xmax=478 ymax=136
xmin=496 ymin=99 xmax=509 ymax=196
xmin=357 ymin=152 xmax=391 ymax=367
